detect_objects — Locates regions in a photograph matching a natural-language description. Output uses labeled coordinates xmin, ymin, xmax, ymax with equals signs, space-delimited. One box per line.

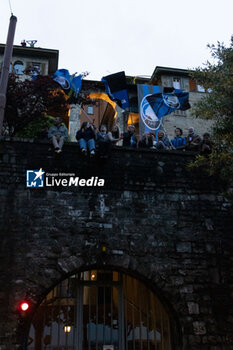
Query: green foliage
xmin=15 ymin=114 xmax=55 ymax=139
xmin=4 ymin=75 xmax=69 ymax=137
xmin=190 ymin=36 xmax=233 ymax=191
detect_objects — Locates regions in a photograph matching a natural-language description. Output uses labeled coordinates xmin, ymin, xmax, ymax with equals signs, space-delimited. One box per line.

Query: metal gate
xmin=28 ymin=270 xmax=171 ymax=350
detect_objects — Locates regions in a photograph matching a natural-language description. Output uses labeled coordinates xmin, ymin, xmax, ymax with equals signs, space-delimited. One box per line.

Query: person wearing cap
xmin=123 ymin=125 xmax=138 ymax=148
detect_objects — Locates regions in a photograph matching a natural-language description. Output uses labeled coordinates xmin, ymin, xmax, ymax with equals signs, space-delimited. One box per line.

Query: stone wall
xmin=0 ymin=139 xmax=232 ymax=350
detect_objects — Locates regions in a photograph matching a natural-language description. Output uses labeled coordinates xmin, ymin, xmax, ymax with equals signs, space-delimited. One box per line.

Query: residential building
xmin=0 ymin=42 xmax=59 ymax=80
xmin=150 ymin=66 xmax=213 ymax=137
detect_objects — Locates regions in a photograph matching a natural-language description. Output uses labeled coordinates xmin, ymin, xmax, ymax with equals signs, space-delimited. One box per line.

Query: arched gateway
xmin=28 ymin=270 xmax=173 ymax=350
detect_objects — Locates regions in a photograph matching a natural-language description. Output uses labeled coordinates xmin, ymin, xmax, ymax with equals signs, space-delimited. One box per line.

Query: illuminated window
xmin=28 ymin=270 xmax=173 ymax=350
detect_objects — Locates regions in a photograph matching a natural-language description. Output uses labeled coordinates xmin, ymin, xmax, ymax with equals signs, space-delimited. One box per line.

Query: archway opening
xmin=28 ymin=270 xmax=172 ymax=350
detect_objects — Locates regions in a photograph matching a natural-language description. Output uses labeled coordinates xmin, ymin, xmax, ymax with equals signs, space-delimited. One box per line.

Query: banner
xmin=146 ymin=90 xmax=190 ymax=119
xmin=137 ymin=84 xmax=162 ymax=137
xmin=53 ymin=69 xmax=82 ymax=96
xmin=102 ymin=71 xmax=130 ymax=109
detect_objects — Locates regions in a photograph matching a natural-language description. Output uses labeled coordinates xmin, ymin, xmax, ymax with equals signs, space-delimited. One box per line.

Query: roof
xmin=0 ymin=44 xmax=59 ymax=74
xmin=151 ymin=66 xmax=193 ymax=82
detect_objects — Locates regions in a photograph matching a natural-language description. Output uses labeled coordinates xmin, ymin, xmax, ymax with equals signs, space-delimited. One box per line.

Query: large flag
xmin=146 ymin=90 xmax=190 ymax=119
xmin=102 ymin=71 xmax=130 ymax=109
xmin=137 ymin=84 xmax=163 ymax=137
xmin=53 ymin=69 xmax=82 ymax=96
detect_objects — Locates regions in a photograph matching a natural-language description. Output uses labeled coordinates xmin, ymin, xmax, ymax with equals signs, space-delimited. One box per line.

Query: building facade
xmin=0 ymin=43 xmax=59 ymax=80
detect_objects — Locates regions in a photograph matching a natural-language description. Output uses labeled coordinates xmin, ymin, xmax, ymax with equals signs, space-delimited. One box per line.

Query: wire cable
xmin=8 ymin=0 xmax=13 ymax=15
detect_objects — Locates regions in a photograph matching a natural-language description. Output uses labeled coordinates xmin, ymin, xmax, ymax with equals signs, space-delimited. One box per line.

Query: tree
xmin=3 ymin=75 xmax=69 ymax=138
xmin=190 ymin=35 xmax=233 ymax=197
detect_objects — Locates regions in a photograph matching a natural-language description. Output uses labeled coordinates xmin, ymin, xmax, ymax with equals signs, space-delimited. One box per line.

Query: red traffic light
xmin=20 ymin=302 xmax=29 ymax=311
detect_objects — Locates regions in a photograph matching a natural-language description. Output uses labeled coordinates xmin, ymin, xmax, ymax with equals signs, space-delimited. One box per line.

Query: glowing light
xmin=64 ymin=326 xmax=71 ymax=333
xmin=20 ymin=302 xmax=29 ymax=311
xmin=88 ymin=92 xmax=118 ymax=119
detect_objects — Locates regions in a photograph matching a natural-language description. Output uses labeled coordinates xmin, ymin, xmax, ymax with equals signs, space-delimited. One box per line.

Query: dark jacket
xmin=96 ymin=132 xmax=110 ymax=143
xmin=76 ymin=127 xmax=95 ymax=142
xmin=138 ymin=137 xmax=153 ymax=148
xmin=185 ymin=133 xmax=201 ymax=151
xmin=123 ymin=132 xmax=138 ymax=148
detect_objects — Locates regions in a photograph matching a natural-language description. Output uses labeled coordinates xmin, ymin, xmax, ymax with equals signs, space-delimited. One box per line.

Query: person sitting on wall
xmin=48 ymin=117 xmax=68 ymax=153
xmin=96 ymin=124 xmax=112 ymax=158
xmin=185 ymin=127 xmax=201 ymax=151
xmin=108 ymin=125 xmax=122 ymax=146
xmin=123 ymin=124 xmax=138 ymax=148
xmin=199 ymin=132 xmax=213 ymax=156
xmin=171 ymin=128 xmax=186 ymax=150
xmin=138 ymin=132 xmax=154 ymax=149
xmin=76 ymin=122 xmax=96 ymax=156
xmin=155 ymin=130 xmax=171 ymax=150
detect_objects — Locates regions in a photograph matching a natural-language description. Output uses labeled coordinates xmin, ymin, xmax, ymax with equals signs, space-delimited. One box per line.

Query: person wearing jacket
xmin=76 ymin=122 xmax=96 ymax=156
xmin=185 ymin=127 xmax=201 ymax=151
xmin=171 ymin=128 xmax=186 ymax=150
xmin=48 ymin=117 xmax=68 ymax=153
xmin=123 ymin=125 xmax=138 ymax=148
xmin=156 ymin=130 xmax=171 ymax=150
xmin=96 ymin=124 xmax=112 ymax=158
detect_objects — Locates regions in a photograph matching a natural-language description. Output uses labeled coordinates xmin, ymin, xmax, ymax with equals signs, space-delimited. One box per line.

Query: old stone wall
xmin=0 ymin=139 xmax=232 ymax=350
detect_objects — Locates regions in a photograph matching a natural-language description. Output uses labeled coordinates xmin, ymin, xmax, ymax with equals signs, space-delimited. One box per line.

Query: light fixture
xmin=20 ymin=302 xmax=29 ymax=312
xmin=64 ymin=325 xmax=71 ymax=333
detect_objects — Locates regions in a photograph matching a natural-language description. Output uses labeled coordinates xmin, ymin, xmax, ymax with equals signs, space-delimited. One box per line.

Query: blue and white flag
xmin=137 ymin=84 xmax=163 ymax=137
xmin=102 ymin=71 xmax=130 ymax=109
xmin=146 ymin=90 xmax=190 ymax=119
xmin=53 ymin=69 xmax=82 ymax=95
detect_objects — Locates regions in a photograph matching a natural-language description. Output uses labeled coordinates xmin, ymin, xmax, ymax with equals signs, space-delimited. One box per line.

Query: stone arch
xmin=19 ymin=255 xmax=183 ymax=350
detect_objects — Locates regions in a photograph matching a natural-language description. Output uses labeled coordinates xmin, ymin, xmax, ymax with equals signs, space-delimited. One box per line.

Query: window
xmin=87 ymin=106 xmax=94 ymax=114
xmin=196 ymin=84 xmax=205 ymax=92
xmin=173 ymin=78 xmax=181 ymax=89
xmin=13 ymin=61 xmax=24 ymax=75
xmin=173 ymin=110 xmax=187 ymax=117
xmin=28 ymin=270 xmax=172 ymax=350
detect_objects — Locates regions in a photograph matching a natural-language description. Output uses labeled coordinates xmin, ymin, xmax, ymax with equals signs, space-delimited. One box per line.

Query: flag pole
xmin=0 ymin=15 xmax=17 ymax=135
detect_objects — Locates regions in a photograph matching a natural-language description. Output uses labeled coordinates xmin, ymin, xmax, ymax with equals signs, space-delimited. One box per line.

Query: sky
xmin=0 ymin=0 xmax=232 ymax=81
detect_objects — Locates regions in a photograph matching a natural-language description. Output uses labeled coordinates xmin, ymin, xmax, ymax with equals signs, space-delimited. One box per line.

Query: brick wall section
xmin=0 ymin=139 xmax=232 ymax=350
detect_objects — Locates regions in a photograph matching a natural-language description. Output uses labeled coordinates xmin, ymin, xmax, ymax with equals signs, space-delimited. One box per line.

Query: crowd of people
xmin=48 ymin=117 xmax=213 ymax=157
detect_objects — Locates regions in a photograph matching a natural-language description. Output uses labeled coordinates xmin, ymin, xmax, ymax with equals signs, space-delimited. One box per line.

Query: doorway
xmin=28 ymin=270 xmax=171 ymax=350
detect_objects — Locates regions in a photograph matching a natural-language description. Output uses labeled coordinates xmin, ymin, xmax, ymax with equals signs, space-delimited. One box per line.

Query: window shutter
xmin=189 ymin=80 xmax=197 ymax=92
